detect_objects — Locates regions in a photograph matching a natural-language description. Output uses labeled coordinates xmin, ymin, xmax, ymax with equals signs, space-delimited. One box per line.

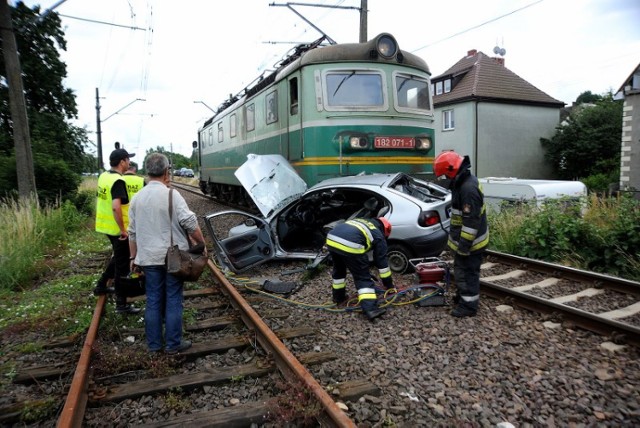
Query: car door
xmin=204 ymin=210 xmax=276 ymax=273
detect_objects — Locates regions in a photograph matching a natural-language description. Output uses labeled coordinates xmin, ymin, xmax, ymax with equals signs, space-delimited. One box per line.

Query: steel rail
xmin=480 ymin=280 xmax=640 ymax=347
xmin=207 ymin=258 xmax=355 ymax=427
xmin=57 ymin=295 xmax=106 ymax=428
xmin=486 ymin=250 xmax=640 ymax=296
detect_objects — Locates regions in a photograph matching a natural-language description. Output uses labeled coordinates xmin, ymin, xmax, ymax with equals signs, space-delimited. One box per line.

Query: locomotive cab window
xmin=322 ymin=69 xmax=387 ymax=111
xmin=393 ymin=72 xmax=431 ymax=113
xmin=217 ymin=122 xmax=223 ymax=143
xmin=266 ymin=91 xmax=278 ymax=124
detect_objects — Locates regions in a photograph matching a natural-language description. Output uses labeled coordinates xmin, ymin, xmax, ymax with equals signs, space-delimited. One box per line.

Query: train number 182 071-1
xmin=374 ymin=136 xmax=415 ymax=148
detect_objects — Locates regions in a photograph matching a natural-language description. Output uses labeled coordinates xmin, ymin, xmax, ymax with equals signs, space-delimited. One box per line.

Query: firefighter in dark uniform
xmin=434 ymin=151 xmax=489 ymax=317
xmin=326 ymin=217 xmax=394 ymax=321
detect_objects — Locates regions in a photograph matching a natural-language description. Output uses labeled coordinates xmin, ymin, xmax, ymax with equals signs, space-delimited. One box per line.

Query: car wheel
xmin=387 ymin=243 xmax=413 ymax=274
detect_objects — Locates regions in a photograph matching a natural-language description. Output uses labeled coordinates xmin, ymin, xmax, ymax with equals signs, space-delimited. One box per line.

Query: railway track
xmin=55 ymin=258 xmax=360 ymax=427
xmin=479 ymin=250 xmax=640 ymax=347
xmin=4 ymin=184 xmax=640 ymax=426
xmin=4 ymin=257 xmax=362 ymax=427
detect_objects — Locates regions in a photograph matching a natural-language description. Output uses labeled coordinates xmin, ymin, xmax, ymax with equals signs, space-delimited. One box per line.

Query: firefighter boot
xmin=360 ymin=299 xmax=386 ymax=321
xmin=451 ymin=305 xmax=477 ymax=318
xmin=332 ymin=288 xmax=346 ymax=305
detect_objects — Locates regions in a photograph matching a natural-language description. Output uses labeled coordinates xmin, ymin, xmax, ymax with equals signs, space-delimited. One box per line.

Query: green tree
xmin=540 ymin=93 xmax=622 ymax=186
xmin=575 ymin=90 xmax=603 ymax=105
xmin=0 ymin=2 xmax=87 ymax=203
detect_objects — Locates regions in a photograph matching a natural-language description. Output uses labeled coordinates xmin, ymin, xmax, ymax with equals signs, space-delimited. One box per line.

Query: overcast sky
xmin=14 ymin=0 xmax=640 ymax=164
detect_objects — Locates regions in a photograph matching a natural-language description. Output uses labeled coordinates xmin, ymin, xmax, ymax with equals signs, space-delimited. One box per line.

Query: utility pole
xmin=95 ymin=93 xmax=145 ymax=170
xmin=0 ymin=0 xmax=36 ymax=199
xmin=95 ymin=88 xmax=103 ymax=170
xmin=359 ymin=0 xmax=367 ymax=43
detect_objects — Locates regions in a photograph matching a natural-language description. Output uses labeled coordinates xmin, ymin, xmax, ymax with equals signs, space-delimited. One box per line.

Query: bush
xmin=0 ymin=155 xmax=81 ymax=206
xmin=488 ymin=195 xmax=640 ymax=281
xmin=581 ymin=172 xmax=618 ymax=194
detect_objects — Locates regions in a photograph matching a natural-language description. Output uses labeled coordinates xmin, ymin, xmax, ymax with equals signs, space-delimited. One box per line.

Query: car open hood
xmin=235 ymin=154 xmax=307 ymax=217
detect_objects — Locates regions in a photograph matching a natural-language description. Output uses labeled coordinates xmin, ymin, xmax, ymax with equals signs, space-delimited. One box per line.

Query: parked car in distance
xmin=174 ymin=167 xmax=194 ymax=177
xmin=204 ymin=154 xmax=452 ymax=274
xmin=181 ymin=168 xmax=195 ymax=177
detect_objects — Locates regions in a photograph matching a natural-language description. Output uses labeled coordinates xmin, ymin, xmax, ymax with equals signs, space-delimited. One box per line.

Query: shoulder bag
xmin=165 ymin=188 xmax=208 ymax=281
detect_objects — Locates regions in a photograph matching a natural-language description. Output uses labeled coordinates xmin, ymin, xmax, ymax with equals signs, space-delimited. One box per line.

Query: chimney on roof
xmin=493 ymin=57 xmax=505 ymax=66
xmin=467 ymin=49 xmax=477 ymax=57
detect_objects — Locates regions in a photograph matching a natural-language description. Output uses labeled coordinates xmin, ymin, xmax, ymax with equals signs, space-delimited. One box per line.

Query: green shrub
xmin=0 ymin=155 xmax=81 ymax=206
xmin=488 ymin=195 xmax=640 ymax=281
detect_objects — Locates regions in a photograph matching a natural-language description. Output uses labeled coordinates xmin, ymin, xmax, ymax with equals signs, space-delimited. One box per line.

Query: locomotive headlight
xmin=349 ymin=136 xmax=368 ymax=149
xmin=415 ymin=137 xmax=432 ymax=150
xmin=377 ymin=34 xmax=398 ymax=59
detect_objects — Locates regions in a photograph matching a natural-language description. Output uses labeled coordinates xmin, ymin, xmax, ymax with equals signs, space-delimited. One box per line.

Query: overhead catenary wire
xmin=411 ymin=0 xmax=544 ymax=53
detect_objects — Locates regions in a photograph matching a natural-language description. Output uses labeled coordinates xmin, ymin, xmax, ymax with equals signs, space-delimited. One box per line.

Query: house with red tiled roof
xmin=432 ymin=49 xmax=565 ymax=179
xmin=616 ymin=62 xmax=640 ymax=197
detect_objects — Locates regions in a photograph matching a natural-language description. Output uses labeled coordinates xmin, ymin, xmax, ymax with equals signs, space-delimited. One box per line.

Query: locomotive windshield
xmin=395 ymin=74 xmax=431 ymax=111
xmin=325 ymin=71 xmax=384 ymax=107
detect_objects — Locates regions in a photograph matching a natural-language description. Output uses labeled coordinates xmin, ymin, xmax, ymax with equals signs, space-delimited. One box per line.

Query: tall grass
xmin=0 ymin=195 xmax=85 ymax=291
xmin=488 ymin=194 xmax=640 ymax=281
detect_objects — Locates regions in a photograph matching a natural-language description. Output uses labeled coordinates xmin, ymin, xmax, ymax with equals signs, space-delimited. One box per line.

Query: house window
xmin=443 ymin=109 xmax=455 ymax=130
xmin=217 ymin=122 xmax=223 ymax=142
xmin=230 ymin=113 xmax=237 ymax=138
xmin=435 ymin=81 xmax=443 ymax=95
xmin=444 ymin=79 xmax=451 ymax=93
xmin=246 ymin=103 xmax=255 ymax=131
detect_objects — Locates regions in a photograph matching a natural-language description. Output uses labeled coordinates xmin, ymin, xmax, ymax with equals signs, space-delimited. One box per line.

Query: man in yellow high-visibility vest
xmin=94 ymin=149 xmax=142 ymax=315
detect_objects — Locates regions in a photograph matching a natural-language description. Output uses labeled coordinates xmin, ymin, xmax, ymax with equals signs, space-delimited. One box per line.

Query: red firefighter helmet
xmin=378 ymin=217 xmax=392 ymax=238
xmin=434 ymin=151 xmax=464 ymax=179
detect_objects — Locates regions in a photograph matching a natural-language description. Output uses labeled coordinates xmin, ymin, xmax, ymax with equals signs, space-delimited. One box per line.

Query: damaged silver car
xmin=204 ymin=154 xmax=451 ymax=274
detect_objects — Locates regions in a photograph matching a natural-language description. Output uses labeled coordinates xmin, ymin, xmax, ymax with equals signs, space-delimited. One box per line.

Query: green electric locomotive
xmin=196 ymin=33 xmax=435 ymax=203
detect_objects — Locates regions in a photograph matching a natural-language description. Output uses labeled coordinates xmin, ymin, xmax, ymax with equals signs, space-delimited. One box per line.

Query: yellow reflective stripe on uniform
xmin=461 ymin=225 xmax=477 ymax=240
xmin=470 ymin=231 xmax=490 ymax=251
xmin=461 ymin=225 xmax=477 ymax=235
xmin=326 ymin=235 xmax=366 ymax=254
xmin=346 ymin=220 xmax=373 ymax=248
xmin=357 ymin=287 xmax=377 ymax=301
xmin=332 ymin=278 xmax=346 ymax=290
xmin=378 ymin=266 xmax=391 ymax=278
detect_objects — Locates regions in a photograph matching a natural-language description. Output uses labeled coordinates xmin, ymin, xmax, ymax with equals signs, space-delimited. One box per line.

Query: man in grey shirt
xmin=128 ymin=153 xmax=207 ymax=354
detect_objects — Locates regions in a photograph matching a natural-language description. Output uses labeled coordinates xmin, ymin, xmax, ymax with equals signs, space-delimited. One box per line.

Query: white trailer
xmin=478 ymin=177 xmax=587 ymax=213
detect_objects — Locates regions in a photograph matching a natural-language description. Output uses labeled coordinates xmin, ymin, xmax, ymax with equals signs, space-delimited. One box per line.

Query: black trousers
xmin=329 ymin=250 xmax=378 ymax=311
xmin=106 ymin=234 xmax=131 ymax=306
xmin=453 ymin=252 xmax=484 ymax=311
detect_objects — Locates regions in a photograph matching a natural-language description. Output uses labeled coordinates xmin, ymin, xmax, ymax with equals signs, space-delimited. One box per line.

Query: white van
xmin=478 ymin=177 xmax=587 ymax=213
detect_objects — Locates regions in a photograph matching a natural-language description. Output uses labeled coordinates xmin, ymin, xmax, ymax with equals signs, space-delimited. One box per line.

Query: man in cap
xmin=94 ymin=148 xmax=142 ymax=314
